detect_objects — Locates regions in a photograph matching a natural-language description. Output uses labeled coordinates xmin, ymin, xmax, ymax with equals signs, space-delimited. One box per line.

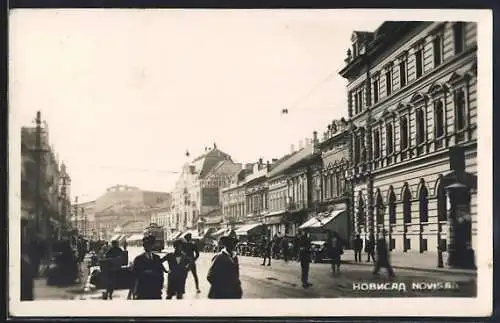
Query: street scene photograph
xmin=9 ymin=8 xmax=492 ymax=318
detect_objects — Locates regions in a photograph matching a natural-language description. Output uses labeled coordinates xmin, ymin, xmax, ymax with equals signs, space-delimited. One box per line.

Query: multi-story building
xmin=220 ymin=165 xmax=252 ymax=228
xmin=340 ymin=21 xmax=477 ymax=267
xmin=171 ymin=144 xmax=241 ymax=234
xmin=21 ymin=113 xmax=72 ymax=245
xmin=265 ymin=137 xmax=319 ymax=237
xmin=243 ymin=160 xmax=271 ymax=225
xmin=310 ymin=119 xmax=352 ymax=243
xmin=72 ymin=199 xmax=96 ymax=239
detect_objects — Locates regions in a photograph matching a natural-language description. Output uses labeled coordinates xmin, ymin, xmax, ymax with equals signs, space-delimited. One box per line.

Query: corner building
xmin=339 ymin=22 xmax=477 ymax=258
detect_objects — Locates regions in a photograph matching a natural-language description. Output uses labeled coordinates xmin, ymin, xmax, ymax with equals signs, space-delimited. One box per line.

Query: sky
xmin=10 ymin=9 xmax=387 ymax=202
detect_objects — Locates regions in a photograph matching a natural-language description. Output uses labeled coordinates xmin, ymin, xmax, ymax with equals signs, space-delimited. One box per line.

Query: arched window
xmin=376 ymin=191 xmax=384 ymax=225
xmin=436 ymin=180 xmax=447 ymax=222
xmin=419 ymin=184 xmax=429 ymax=223
xmin=388 ymin=190 xmax=396 ymax=224
xmin=403 ymin=186 xmax=412 ymax=224
xmin=357 ymin=193 xmax=366 ymax=226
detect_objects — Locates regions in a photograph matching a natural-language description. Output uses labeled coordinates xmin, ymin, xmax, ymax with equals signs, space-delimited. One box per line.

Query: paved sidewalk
xmin=341 ymin=251 xmax=476 ymax=276
xmin=33 ymin=262 xmax=89 ymax=300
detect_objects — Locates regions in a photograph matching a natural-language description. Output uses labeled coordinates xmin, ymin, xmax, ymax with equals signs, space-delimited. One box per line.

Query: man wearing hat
xmin=183 ymin=233 xmax=201 ymax=293
xmin=131 ymin=235 xmax=166 ymax=299
xmin=207 ymin=230 xmax=242 ymax=299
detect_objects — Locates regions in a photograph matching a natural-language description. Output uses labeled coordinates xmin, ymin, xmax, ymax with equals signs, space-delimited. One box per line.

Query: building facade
xmin=340 ymin=21 xmax=477 ymax=264
xmin=21 ymin=113 xmax=72 ymax=245
xmin=221 ymin=166 xmax=252 ymax=228
xmin=72 ymin=199 xmax=96 ymax=239
xmin=265 ymin=138 xmax=319 ymax=237
xmin=171 ymin=144 xmax=241 ymax=234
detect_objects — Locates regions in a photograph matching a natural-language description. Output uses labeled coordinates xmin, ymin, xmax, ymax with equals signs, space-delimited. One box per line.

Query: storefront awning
xmin=235 ymin=223 xmax=264 ymax=236
xmin=299 ymin=209 xmax=345 ymax=230
xmin=182 ymin=230 xmax=201 ymax=240
xmin=212 ymin=227 xmax=229 ymax=237
xmin=127 ymin=234 xmax=144 ymax=242
xmin=109 ymin=234 xmax=121 ymax=241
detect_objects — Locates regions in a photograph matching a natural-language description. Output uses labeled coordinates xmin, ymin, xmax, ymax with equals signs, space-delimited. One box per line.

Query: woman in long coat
xmin=207 ymin=230 xmax=242 ymax=299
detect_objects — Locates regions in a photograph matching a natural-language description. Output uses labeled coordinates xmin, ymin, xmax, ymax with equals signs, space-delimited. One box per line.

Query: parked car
xmin=310 ymin=240 xmax=330 ymax=263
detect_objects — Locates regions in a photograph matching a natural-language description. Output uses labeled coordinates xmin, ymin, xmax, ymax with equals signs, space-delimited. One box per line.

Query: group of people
xmin=99 ymin=231 xmax=242 ymax=300
xmin=353 ymin=233 xmax=395 ymax=278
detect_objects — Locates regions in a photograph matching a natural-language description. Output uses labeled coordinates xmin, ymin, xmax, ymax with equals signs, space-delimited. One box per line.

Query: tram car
xmin=143 ymin=223 xmax=165 ymax=252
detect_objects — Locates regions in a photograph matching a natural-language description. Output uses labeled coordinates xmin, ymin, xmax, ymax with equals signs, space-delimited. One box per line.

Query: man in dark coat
xmin=373 ymin=233 xmax=395 ymax=278
xmin=365 ymin=234 xmax=375 ymax=262
xmin=207 ymin=230 xmax=242 ymax=299
xmin=260 ymin=236 xmax=271 ymax=266
xmin=184 ymin=233 xmax=201 ymax=293
xmin=297 ymin=230 xmax=312 ymax=288
xmin=132 ymin=235 xmax=165 ymax=300
xmin=353 ymin=234 xmax=363 ymax=263
xmin=162 ymin=239 xmax=190 ymax=299
xmin=102 ymin=240 xmax=125 ymax=300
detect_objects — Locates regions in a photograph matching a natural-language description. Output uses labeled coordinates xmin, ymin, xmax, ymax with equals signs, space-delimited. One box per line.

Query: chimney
xmin=259 ymin=158 xmax=263 ymax=165
xmin=290 ymin=144 xmax=295 ymax=154
xmin=266 ymin=160 xmax=270 ymax=169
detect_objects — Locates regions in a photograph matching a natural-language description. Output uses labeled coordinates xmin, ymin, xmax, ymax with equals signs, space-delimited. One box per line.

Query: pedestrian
xmin=281 ymin=235 xmax=290 ymax=262
xmin=183 ymin=233 xmax=201 ymax=293
xmin=260 ymin=236 xmax=271 ymax=266
xmin=353 ymin=234 xmax=363 ymax=263
xmin=365 ymin=234 xmax=375 ymax=262
xmin=326 ymin=231 xmax=344 ymax=275
xmin=207 ymin=230 xmax=243 ymax=299
xmin=102 ymin=240 xmax=125 ymax=300
xmin=297 ymin=230 xmax=312 ymax=288
xmin=373 ymin=233 xmax=395 ymax=278
xmin=162 ymin=239 xmax=189 ymax=299
xmin=131 ymin=235 xmax=165 ymax=300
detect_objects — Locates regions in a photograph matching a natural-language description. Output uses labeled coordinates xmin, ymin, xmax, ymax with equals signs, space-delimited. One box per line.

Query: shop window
xmin=403 ymin=186 xmax=412 ymax=224
xmin=440 ymin=239 xmax=447 ymax=252
xmin=404 ymin=238 xmax=411 ymax=251
xmin=388 ymin=191 xmax=396 ymax=224
xmin=419 ymin=185 xmax=429 ymax=223
xmin=437 ymin=182 xmax=447 ymax=221
xmin=420 ymin=238 xmax=428 ymax=252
